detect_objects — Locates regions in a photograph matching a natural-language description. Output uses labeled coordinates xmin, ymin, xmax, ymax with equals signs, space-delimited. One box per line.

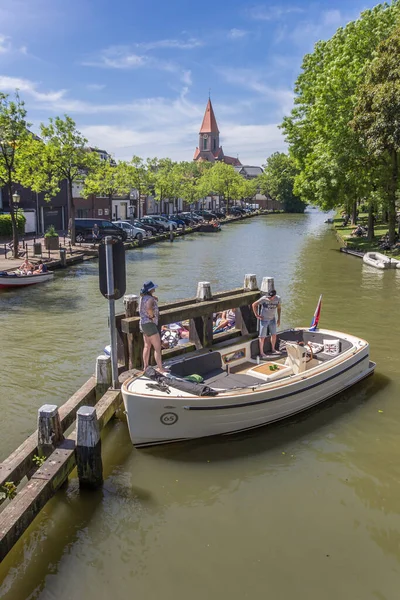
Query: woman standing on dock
xmin=139 ymin=280 xmax=166 ymax=373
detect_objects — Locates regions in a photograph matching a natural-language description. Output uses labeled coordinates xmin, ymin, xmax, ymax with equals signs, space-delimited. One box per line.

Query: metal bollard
xmin=60 ymin=247 xmax=67 ymax=267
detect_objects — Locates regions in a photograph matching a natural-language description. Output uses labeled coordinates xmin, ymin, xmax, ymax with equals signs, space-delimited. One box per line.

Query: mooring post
xmin=37 ymin=404 xmax=64 ymax=457
xmin=235 ymin=274 xmax=259 ymax=335
xmin=60 ymin=247 xmax=67 ymax=267
xmin=260 ymin=276 xmax=275 ymax=294
xmin=75 ymin=406 xmax=103 ymax=489
xmin=169 ymin=223 xmax=174 ymax=242
xmin=95 ymin=354 xmax=112 ymax=399
xmin=243 ymin=274 xmax=258 ymax=291
xmin=190 ymin=281 xmax=213 ymax=348
xmin=124 ymin=294 xmax=139 ymax=369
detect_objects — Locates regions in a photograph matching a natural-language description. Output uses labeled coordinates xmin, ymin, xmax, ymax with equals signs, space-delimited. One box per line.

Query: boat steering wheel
xmin=304 ymin=343 xmax=314 ymax=362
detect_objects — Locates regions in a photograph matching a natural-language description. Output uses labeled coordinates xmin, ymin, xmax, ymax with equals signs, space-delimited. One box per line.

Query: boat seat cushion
xmin=203 ymin=371 xmax=264 ymax=390
xmin=169 ymin=352 xmax=223 ymax=377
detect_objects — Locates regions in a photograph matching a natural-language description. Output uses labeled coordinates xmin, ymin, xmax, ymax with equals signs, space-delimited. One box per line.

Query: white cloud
xmin=82 ymin=45 xmax=178 ymax=72
xmin=86 ymin=83 xmax=106 ymax=91
xmin=0 ymin=75 xmax=66 ymax=102
xmin=137 ymin=37 xmax=202 ymax=50
xmin=0 ymin=35 xmax=11 ymax=54
xmin=274 ymin=8 xmax=353 ymax=47
xmin=229 ymin=28 xmax=248 ymax=39
xmin=248 ymin=5 xmax=304 ymax=21
xmin=181 ymin=70 xmax=192 ymax=86
xmin=217 ymin=68 xmax=294 ymax=115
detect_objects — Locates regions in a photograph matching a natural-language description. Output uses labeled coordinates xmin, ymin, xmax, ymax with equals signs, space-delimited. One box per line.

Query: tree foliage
xmin=281 ymin=2 xmax=400 ymax=218
xmin=351 ymin=26 xmax=400 ymax=242
xmin=0 ymin=92 xmax=30 ymax=256
xmin=260 ymin=152 xmax=306 ymax=213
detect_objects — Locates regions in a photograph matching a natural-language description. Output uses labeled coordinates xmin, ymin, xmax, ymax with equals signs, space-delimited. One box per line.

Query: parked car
xmin=182 ymin=212 xmax=203 ymax=223
xmin=132 ymin=219 xmax=157 ymax=236
xmin=213 ymin=210 xmax=226 ymax=219
xmin=74 ymin=218 xmax=127 ymax=243
xmin=112 ymin=220 xmax=148 ymax=239
xmin=162 ymin=215 xmax=186 ymax=227
xmin=152 ymin=215 xmax=178 ymax=230
xmin=139 ymin=217 xmax=165 ymax=233
xmin=194 ymin=210 xmax=217 ymax=222
xmin=177 ymin=213 xmax=196 ymax=226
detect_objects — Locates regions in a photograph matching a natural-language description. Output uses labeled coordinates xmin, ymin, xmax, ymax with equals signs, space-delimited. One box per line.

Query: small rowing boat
xmin=0 ymin=271 xmax=54 ymax=288
xmin=363 ymin=252 xmax=400 ymax=270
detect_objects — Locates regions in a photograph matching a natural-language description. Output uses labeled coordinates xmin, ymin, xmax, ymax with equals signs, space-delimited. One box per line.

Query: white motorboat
xmin=0 ymin=271 xmax=54 ymax=289
xmin=363 ymin=251 xmax=400 ymax=269
xmin=122 ymin=328 xmax=375 ymax=447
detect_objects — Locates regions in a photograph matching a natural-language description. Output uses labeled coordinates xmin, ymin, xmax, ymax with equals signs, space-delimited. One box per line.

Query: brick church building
xmin=193 ymin=99 xmax=241 ymax=166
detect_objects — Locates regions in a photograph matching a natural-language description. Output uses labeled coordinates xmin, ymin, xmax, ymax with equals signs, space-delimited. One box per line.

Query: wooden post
xmin=190 ymin=281 xmax=213 ymax=348
xmin=243 ymin=274 xmax=258 ymax=291
xmin=60 ymin=247 xmax=67 ymax=267
xmin=75 ymin=406 xmax=103 ymax=489
xmin=169 ymin=223 xmax=174 ymax=242
xmin=124 ymin=294 xmax=139 ymax=369
xmin=37 ymin=404 xmax=64 ymax=457
xmin=196 ymin=281 xmax=212 ymax=301
xmin=260 ymin=276 xmax=275 ymax=294
xmin=235 ymin=274 xmax=259 ymax=335
xmin=95 ymin=354 xmax=111 ymax=399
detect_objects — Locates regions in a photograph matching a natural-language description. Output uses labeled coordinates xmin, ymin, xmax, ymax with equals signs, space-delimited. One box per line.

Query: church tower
xmin=193 ymin=98 xmax=241 ymax=165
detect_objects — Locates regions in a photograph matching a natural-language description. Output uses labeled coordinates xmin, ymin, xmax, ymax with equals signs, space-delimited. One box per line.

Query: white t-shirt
xmin=259 ymin=295 xmax=281 ymax=320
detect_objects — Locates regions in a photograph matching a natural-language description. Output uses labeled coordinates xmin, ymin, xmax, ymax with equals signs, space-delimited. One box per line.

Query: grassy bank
xmin=334 ymin=212 xmax=399 ymax=256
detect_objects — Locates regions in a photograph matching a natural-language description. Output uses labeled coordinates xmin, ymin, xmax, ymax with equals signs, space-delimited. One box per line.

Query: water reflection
xmin=2 ymin=212 xmax=400 ymax=600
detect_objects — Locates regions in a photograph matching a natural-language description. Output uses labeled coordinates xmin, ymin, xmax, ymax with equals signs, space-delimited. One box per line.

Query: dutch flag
xmin=309 ymin=295 xmax=322 ymax=331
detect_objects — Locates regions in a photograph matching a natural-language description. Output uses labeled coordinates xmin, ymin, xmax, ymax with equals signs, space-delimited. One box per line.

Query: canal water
xmin=1 ymin=212 xmax=400 ymax=600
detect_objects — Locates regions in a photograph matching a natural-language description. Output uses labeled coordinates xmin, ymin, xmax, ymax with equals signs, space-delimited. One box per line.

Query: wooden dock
xmin=0 ymin=272 xmax=270 ymax=562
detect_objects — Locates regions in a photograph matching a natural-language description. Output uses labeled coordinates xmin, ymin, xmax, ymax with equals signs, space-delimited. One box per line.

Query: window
xmin=77 ymin=209 xmax=89 ymax=218
xmin=203 ymin=137 xmax=207 ymax=150
xmin=213 ymin=138 xmax=216 ymax=151
xmin=104 ymin=208 xmax=109 ymax=215
xmin=98 ymin=208 xmax=103 ymax=216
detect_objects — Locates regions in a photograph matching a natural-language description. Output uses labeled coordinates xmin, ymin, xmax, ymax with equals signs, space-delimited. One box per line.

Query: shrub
xmin=0 ymin=213 xmax=26 ymax=236
xmin=44 ymin=224 xmax=58 ymax=238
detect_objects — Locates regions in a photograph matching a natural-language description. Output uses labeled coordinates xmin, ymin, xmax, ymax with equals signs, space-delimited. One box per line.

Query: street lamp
xmin=12 ymin=192 xmax=20 ymax=217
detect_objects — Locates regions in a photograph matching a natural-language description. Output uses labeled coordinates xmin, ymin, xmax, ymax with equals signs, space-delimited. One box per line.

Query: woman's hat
xmin=141 ymin=280 xmax=158 ymax=294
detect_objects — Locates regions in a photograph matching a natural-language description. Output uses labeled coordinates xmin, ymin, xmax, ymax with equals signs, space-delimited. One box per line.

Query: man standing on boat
xmin=252 ymin=289 xmax=281 ymax=358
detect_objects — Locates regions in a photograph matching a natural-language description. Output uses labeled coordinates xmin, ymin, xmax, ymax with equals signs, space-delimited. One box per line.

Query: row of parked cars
xmin=74 ymin=207 xmax=256 ymax=242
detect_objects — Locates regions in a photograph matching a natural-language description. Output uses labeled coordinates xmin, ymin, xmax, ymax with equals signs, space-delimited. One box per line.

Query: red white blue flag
xmin=309 ymin=295 xmax=322 ymax=331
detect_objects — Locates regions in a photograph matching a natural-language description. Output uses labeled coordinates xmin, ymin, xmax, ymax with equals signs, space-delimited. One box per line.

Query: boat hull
xmin=123 ymin=339 xmax=374 ymax=447
xmin=0 ymin=272 xmax=54 ymax=288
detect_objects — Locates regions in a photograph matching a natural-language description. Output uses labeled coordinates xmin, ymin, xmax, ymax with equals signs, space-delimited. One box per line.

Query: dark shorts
xmin=141 ymin=322 xmax=159 ymax=337
xmin=260 ymin=318 xmax=276 ymax=337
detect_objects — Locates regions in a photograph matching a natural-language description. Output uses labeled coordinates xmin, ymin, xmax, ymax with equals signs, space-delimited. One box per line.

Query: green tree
xmin=127 ymin=156 xmax=153 ymax=219
xmin=281 ymin=2 xmax=400 ymax=219
xmin=82 ymin=159 xmax=130 ymax=217
xmin=153 ymin=158 xmax=179 ymax=212
xmin=260 ymin=153 xmax=306 ymax=213
xmin=200 ymin=162 xmax=242 ymax=209
xmin=351 ymin=27 xmax=400 ymax=244
xmin=39 ymin=116 xmax=99 ymax=243
xmin=0 ymin=92 xmax=30 ymax=257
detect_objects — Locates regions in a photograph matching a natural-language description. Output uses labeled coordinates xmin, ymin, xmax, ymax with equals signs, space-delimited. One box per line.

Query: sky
xmin=0 ymin=0 xmax=377 ymax=166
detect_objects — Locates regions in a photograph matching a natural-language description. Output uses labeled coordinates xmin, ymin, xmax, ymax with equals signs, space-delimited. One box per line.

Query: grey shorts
xmin=141 ymin=322 xmax=159 ymax=337
xmin=260 ymin=318 xmax=276 ymax=337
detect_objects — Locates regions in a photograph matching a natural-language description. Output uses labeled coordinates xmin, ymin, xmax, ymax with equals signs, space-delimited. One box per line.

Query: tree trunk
xmin=388 ymin=151 xmax=398 ymax=246
xmin=9 ymin=184 xmax=19 ymax=259
xmin=68 ymin=180 xmax=76 ymax=244
xmin=367 ymin=203 xmax=375 ymax=242
xmin=351 ymin=200 xmax=357 ymax=225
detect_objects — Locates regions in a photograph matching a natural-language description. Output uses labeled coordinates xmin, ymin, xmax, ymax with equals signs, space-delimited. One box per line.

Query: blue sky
xmin=0 ymin=0 xmax=376 ymax=165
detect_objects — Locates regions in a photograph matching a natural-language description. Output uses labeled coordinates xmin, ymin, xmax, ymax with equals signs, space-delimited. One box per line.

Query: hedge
xmin=0 ymin=213 xmax=26 ymax=236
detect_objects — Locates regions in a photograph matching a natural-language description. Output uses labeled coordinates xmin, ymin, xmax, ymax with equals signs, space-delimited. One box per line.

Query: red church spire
xmin=199 ymin=98 xmax=219 ymax=134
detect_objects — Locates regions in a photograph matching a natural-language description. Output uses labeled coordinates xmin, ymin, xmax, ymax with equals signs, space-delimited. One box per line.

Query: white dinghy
xmin=363 ymin=252 xmax=400 ymax=269
xmin=0 ymin=270 xmax=54 ymax=289
xmin=122 ymin=328 xmax=375 ymax=447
